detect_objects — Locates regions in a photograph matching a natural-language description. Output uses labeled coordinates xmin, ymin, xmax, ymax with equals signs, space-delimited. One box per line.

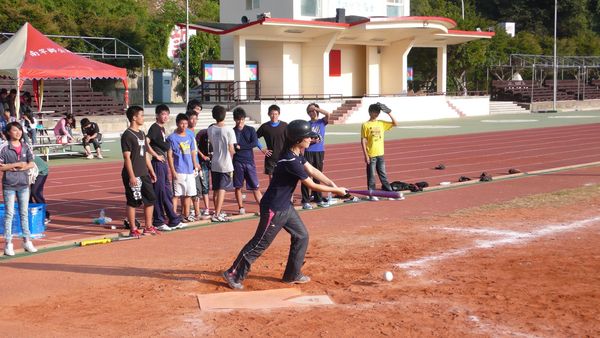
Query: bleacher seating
xmin=0 ymin=79 xmax=124 ymax=117
xmin=543 ymin=79 xmax=600 ymax=100
xmin=492 ymin=79 xmax=600 ymax=102
xmin=491 ymin=80 xmax=570 ymax=102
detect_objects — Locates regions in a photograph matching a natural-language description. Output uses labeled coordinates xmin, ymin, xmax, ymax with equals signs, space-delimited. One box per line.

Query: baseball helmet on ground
xmin=286 ymin=120 xmax=319 ymax=143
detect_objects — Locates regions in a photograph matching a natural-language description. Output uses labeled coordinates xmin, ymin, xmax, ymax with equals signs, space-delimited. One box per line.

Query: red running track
xmin=7 ymin=123 xmax=600 ymax=247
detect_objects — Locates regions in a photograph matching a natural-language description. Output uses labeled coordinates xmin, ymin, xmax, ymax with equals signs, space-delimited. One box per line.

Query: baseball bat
xmin=80 ymin=238 xmax=111 ymax=247
xmin=346 ymin=189 xmax=402 ymax=199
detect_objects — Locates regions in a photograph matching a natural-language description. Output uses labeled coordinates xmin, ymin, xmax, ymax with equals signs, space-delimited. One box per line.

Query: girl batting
xmin=222 ymin=120 xmax=347 ymax=289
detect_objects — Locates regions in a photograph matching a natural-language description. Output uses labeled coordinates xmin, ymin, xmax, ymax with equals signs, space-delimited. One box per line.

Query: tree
xmin=175 ymin=32 xmax=220 ymax=97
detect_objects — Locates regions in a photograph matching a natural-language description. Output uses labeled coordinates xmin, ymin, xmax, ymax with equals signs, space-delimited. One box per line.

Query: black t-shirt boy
xmin=121 ymin=128 xmax=148 ymax=177
xmin=147 ymin=123 xmax=170 ymax=158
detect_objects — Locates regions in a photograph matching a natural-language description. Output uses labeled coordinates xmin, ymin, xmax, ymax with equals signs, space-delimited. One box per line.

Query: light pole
xmin=461 ymin=0 xmax=465 ymax=19
xmin=186 ymin=0 xmax=190 ymax=104
xmin=552 ymin=0 xmax=557 ymax=111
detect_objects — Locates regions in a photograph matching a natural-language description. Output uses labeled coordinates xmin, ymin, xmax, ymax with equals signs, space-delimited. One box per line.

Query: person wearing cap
xmin=222 ymin=119 xmax=347 ymax=290
xmin=361 ymin=102 xmax=398 ymax=200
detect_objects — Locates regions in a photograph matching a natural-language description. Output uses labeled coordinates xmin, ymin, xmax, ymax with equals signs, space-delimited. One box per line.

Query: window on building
xmin=246 ymin=0 xmax=260 ymax=10
xmin=301 ymin=0 xmax=320 ymax=17
xmin=329 ymin=50 xmax=341 ymax=77
xmin=387 ymin=0 xmax=404 ymax=17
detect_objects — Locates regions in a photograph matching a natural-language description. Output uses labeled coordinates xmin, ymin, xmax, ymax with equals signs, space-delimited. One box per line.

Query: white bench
xmin=32 ymin=140 xmax=115 ymax=161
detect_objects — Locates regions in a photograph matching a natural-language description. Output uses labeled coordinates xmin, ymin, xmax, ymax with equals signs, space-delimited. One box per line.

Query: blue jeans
xmin=3 ymin=188 xmax=31 ymax=243
xmin=366 ymin=156 xmax=392 ymax=191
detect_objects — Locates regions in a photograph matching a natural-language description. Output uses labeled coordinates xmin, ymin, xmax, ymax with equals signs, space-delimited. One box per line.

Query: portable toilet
xmin=152 ymin=69 xmax=173 ymax=103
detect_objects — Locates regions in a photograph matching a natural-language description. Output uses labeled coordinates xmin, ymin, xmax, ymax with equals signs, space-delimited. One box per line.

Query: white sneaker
xmin=97 ymin=154 xmax=104 ymax=159
xmin=86 ymin=154 xmax=94 ymax=159
xmin=189 ymin=210 xmax=196 ymax=218
xmin=391 ymin=192 xmax=405 ymax=201
xmin=173 ymin=222 xmax=186 ymax=229
xmin=369 ymin=196 xmax=379 ymax=201
xmin=239 ymin=208 xmax=246 ymax=215
xmin=201 ymin=209 xmax=210 ymax=217
xmin=302 ymin=203 xmax=313 ymax=210
xmin=23 ymin=241 xmax=37 ymax=253
xmin=157 ymin=224 xmax=173 ymax=231
xmin=4 ymin=243 xmax=15 ymax=256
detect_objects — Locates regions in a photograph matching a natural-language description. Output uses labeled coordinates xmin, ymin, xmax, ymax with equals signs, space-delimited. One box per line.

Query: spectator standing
xmin=256 ymin=104 xmax=287 ymax=181
xmin=0 ymin=89 xmax=8 ymax=112
xmin=232 ymin=107 xmax=263 ymax=215
xmin=30 ymin=155 xmax=50 ymax=224
xmin=167 ymin=113 xmax=199 ymax=222
xmin=185 ymin=108 xmax=203 ymax=219
xmin=146 ymin=105 xmax=183 ymax=231
xmin=121 ymin=106 xmax=158 ymax=237
xmin=0 ymin=122 xmax=37 ymax=256
xmin=6 ymin=89 xmax=17 ymax=118
xmin=80 ymin=118 xmax=103 ymax=159
xmin=195 ymin=125 xmax=212 ymax=217
xmin=207 ymin=105 xmax=235 ymax=222
xmin=360 ymin=103 xmax=398 ymax=200
xmin=301 ymin=103 xmax=331 ymax=209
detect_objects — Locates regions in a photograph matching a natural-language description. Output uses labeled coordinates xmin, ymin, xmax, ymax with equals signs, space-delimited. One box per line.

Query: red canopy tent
xmin=0 ymin=22 xmax=128 ymax=115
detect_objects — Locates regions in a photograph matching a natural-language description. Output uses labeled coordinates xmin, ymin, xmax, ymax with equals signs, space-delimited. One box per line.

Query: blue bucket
xmin=0 ymin=203 xmax=47 ymax=238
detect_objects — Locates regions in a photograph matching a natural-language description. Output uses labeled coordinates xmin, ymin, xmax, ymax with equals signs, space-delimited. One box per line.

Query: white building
xmin=187 ymin=0 xmax=494 ymax=123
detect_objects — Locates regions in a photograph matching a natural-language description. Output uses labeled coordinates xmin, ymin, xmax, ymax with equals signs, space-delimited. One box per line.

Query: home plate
xmin=197 ymin=288 xmax=334 ymax=311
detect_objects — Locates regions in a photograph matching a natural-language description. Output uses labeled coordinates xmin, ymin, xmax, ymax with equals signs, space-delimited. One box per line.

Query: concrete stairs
xmin=446 ymin=100 xmax=466 ymax=117
xmin=489 ymin=101 xmax=531 ymax=115
xmin=329 ymin=99 xmax=363 ymax=124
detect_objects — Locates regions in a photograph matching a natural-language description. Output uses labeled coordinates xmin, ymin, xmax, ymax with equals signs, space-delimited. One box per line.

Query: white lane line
xmin=396 ymin=125 xmax=461 ymax=129
xmin=481 ymin=119 xmax=538 ymax=123
xmin=548 ymin=116 xmax=598 ymax=119
xmin=396 ymin=216 xmax=600 ymax=276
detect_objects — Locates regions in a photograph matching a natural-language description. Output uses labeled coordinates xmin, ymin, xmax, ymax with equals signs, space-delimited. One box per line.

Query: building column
xmin=301 ymin=33 xmax=339 ymax=96
xmin=366 ymin=46 xmax=380 ymax=95
xmin=437 ymin=45 xmax=447 ymax=94
xmin=233 ymin=35 xmax=247 ymax=100
xmin=400 ymin=41 xmax=414 ymax=93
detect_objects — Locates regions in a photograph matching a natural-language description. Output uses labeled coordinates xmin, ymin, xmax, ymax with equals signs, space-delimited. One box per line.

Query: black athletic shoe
xmin=123 ymin=218 xmax=141 ymax=230
xmin=222 ymin=271 xmax=243 ymax=290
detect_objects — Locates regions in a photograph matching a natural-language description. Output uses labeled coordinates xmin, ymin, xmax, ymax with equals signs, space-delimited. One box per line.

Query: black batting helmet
xmin=286 ymin=120 xmax=318 ymax=143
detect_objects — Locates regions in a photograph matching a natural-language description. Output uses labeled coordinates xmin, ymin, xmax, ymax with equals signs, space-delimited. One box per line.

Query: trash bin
xmin=152 ymin=69 xmax=173 ymax=103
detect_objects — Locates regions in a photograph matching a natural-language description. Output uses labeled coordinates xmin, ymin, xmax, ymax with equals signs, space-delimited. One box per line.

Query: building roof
xmin=182 ymin=16 xmax=493 ymax=47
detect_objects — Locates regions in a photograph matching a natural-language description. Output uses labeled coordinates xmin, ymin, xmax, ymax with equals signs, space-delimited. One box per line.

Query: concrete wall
xmin=283 ymin=43 xmax=303 ymax=96
xmin=234 ymin=95 xmax=490 ymax=125
xmin=236 ymin=100 xmax=343 ymax=123
xmin=343 ymin=96 xmax=490 ymax=124
xmin=326 ymin=44 xmax=366 ymax=97
xmin=246 ymin=41 xmax=284 ymax=96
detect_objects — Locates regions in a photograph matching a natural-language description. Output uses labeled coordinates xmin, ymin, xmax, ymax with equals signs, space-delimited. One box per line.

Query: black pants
xmin=301 ymin=151 xmax=324 ymax=203
xmin=227 ymin=204 xmax=309 ymax=282
xmin=30 ymin=174 xmax=50 ymax=219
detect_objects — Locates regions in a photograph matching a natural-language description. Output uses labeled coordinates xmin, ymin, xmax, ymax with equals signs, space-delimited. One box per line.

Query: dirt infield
xmin=1 ymin=165 xmax=600 ymax=336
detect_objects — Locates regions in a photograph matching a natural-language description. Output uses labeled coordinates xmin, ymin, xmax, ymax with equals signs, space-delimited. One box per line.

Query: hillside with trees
xmin=1 ymin=0 xmax=598 ymax=93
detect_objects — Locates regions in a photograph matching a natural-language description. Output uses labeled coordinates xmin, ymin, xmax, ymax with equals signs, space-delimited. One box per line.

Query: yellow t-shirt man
xmin=361 ymin=120 xmax=394 ymax=158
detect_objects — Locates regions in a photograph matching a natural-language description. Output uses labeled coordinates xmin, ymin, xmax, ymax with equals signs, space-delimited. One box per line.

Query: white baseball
xmin=384 ymin=271 xmax=393 ymax=282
